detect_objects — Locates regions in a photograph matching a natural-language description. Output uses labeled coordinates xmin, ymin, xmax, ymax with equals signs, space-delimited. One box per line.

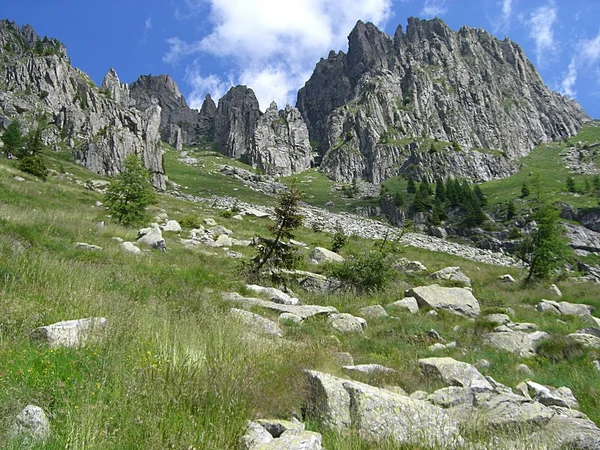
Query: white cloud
xmin=164 ymin=0 xmax=392 ymax=109
xmin=145 ymin=17 xmax=152 ymax=31
xmin=421 ymin=0 xmax=448 ymax=18
xmin=560 ymin=58 xmax=577 ymax=97
xmin=494 ymin=0 xmax=513 ymax=33
xmin=560 ymin=32 xmax=600 ymax=98
xmin=527 ymin=3 xmax=557 ymax=66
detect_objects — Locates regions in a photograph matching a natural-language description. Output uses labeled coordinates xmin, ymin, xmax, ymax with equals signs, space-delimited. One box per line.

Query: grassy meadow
xmin=1 ymin=134 xmax=600 ymax=448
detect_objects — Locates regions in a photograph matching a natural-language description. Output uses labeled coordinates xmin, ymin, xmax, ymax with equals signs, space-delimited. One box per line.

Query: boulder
xmin=243 ymin=208 xmax=270 ymax=218
xmin=548 ymin=284 xmax=563 ymax=297
xmin=428 ymin=387 xmax=475 ymax=408
xmin=30 ymin=317 xmax=107 ymax=348
xmin=204 ymin=218 xmax=217 ymax=226
xmin=477 ymin=393 xmax=555 ymax=428
xmin=283 ymin=270 xmax=342 ymax=294
xmin=526 ymin=382 xmax=579 ymax=409
xmin=332 ymin=352 xmax=354 ymax=366
xmin=499 ymin=274 xmax=516 ymax=283
xmin=278 ymin=313 xmax=303 ymax=324
xmin=209 ymin=225 xmax=233 ymax=236
xmin=386 ymin=297 xmax=419 ymax=314
xmin=120 ymin=241 xmax=141 ymax=254
xmin=137 ymin=225 xmax=166 ymax=251
xmin=342 ymin=364 xmax=396 ymax=374
xmin=532 ymin=415 xmax=600 ymax=449
xmin=223 ymin=293 xmax=338 ymax=320
xmin=10 ymin=405 xmax=50 ymax=443
xmin=536 ymin=300 xmax=594 ymax=316
xmin=230 ymin=308 xmax=283 ymax=338
xmin=431 ymin=267 xmax=472 ymax=286
xmin=394 ymin=258 xmax=428 ymax=274
xmin=484 ymin=314 xmax=512 ymax=326
xmin=567 ymin=332 xmax=600 ymax=349
xmin=482 ymin=330 xmax=549 ymax=358
xmin=240 ymin=419 xmax=323 ymax=450
xmin=327 ymin=313 xmax=366 ymax=333
xmin=75 ymin=242 xmax=102 ymax=251
xmin=357 ymin=305 xmax=388 ymax=319
xmin=309 ymin=247 xmax=344 ymax=264
xmin=407 ymin=285 xmax=481 ymax=317
xmin=215 ymin=234 xmax=233 ymax=247
xmin=418 ymin=357 xmax=493 ymax=392
xmin=162 ymin=220 xmax=182 ymax=232
xmin=246 ymin=285 xmax=299 ymax=305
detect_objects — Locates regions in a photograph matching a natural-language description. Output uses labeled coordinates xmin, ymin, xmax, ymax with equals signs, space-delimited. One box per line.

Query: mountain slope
xmin=297 ymin=18 xmax=589 ymax=183
xmin=0 ymin=20 xmax=165 ymax=188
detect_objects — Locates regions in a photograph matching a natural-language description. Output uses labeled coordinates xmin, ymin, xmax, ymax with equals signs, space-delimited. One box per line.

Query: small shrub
xmin=326 ymin=248 xmax=396 ymax=293
xmin=17 ymin=155 xmax=48 ymax=180
xmin=311 ymin=222 xmax=323 ymax=233
xmin=179 ymin=214 xmax=202 ymax=229
xmin=330 ymin=227 xmax=347 ymax=253
xmin=536 ymin=335 xmax=585 ymax=363
xmin=508 ymin=228 xmax=522 ymax=239
xmin=222 ymin=210 xmax=233 ymax=219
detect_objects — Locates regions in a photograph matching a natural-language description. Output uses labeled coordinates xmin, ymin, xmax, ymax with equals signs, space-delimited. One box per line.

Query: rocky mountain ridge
xmin=297 ymin=18 xmax=589 ymax=183
xmin=0 ymin=20 xmax=166 ymax=188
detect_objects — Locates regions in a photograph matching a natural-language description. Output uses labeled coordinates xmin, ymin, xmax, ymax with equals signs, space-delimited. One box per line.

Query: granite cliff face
xmin=297 ymin=18 xmax=589 ymax=183
xmin=0 ymin=20 xmax=165 ymax=188
xmin=249 ymin=102 xmax=314 ymax=176
xmin=130 ymin=74 xmax=217 ymax=150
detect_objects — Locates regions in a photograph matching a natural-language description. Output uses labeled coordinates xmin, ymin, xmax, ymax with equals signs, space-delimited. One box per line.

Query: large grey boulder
xmin=223 ymin=293 xmax=337 ymax=320
xmin=567 ymin=332 xmax=600 ymax=349
xmin=246 ymin=285 xmax=299 ymax=305
xmin=430 ymin=267 xmax=472 ymax=286
xmin=240 ymin=419 xmax=322 ymax=450
xmin=418 ymin=357 xmax=493 ymax=392
xmin=393 ymin=258 xmax=428 ymax=274
xmin=304 ymin=370 xmax=461 ymax=447
xmin=407 ymin=285 xmax=481 ymax=317
xmin=477 ymin=393 xmax=555 ymax=428
xmin=537 ymin=300 xmax=594 ymax=316
xmin=137 ymin=225 xmax=166 ymax=251
xmin=531 ymin=415 xmax=600 ymax=449
xmin=525 ymin=382 xmax=579 ymax=409
xmin=482 ymin=330 xmax=549 ymax=358
xmin=386 ymin=297 xmax=419 ymax=314
xmin=357 ymin=305 xmax=388 ymax=318
xmin=327 ymin=313 xmax=367 ymax=333
xmin=10 ymin=405 xmax=50 ymax=443
xmin=30 ymin=317 xmax=107 ymax=348
xmin=162 ymin=220 xmax=182 ymax=232
xmin=428 ymin=387 xmax=475 ymax=408
xmin=230 ymin=309 xmax=283 ymax=338
xmin=120 ymin=241 xmax=141 ymax=254
xmin=309 ymin=247 xmax=344 ymax=264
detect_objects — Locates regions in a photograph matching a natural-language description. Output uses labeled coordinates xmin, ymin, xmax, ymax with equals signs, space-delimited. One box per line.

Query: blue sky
xmin=3 ymin=0 xmax=600 ymax=118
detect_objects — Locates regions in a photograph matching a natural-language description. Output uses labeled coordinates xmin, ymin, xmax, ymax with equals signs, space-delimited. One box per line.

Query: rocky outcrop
xmin=0 ymin=20 xmax=166 ymax=189
xmin=406 ymin=284 xmax=481 ymax=317
xmin=249 ymin=102 xmax=314 ymax=176
xmin=297 ymin=18 xmax=589 ymax=183
xmin=130 ymin=74 xmax=207 ymax=148
xmin=30 ymin=317 xmax=107 ymax=348
xmin=214 ymin=85 xmax=261 ymax=159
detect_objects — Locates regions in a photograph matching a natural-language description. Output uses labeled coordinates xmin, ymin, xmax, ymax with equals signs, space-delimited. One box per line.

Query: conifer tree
xmin=473 ymin=184 xmax=487 ymax=207
xmin=407 ymin=177 xmax=416 ymax=194
xmin=521 ymin=182 xmax=530 ymax=198
xmin=411 ymin=188 xmax=425 ymax=213
xmin=1 ymin=120 xmax=22 ymax=157
xmin=506 ymin=199 xmax=516 ymax=220
xmin=435 ymin=178 xmax=446 ymax=202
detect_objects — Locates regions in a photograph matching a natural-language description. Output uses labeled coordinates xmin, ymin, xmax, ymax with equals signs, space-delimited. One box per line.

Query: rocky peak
xmin=214 ymin=85 xmax=261 ymax=159
xmin=0 ymin=19 xmax=66 ymax=58
xmin=249 ymin=101 xmax=314 ymax=176
xmin=101 ymin=68 xmax=130 ymax=107
xmin=297 ymin=17 xmax=589 ymax=184
xmin=130 ymin=74 xmax=201 ymax=148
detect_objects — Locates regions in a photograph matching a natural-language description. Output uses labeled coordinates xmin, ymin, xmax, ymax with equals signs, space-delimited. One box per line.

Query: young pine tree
xmin=411 ymin=188 xmax=425 ymax=213
xmin=248 ymin=183 xmax=303 ymax=284
xmin=519 ymin=202 xmax=570 ymax=282
xmin=435 ymin=178 xmax=446 ymax=202
xmin=1 ymin=120 xmax=22 ymax=157
xmin=472 ymin=184 xmax=487 ymax=207
xmin=104 ymin=153 xmax=157 ymax=226
xmin=521 ymin=182 xmax=530 ymax=198
xmin=406 ymin=177 xmax=416 ymax=194
xmin=506 ymin=199 xmax=516 ymax=221
xmin=566 ymin=176 xmax=577 ymax=193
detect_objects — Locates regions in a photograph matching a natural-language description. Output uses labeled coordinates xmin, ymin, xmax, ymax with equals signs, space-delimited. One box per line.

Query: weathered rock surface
xmin=230 ymin=308 xmax=283 ymax=338
xmin=419 ymin=357 xmax=493 ymax=392
xmin=327 ymin=313 xmax=367 ymax=333
xmin=357 ymin=304 xmax=388 ymax=318
xmin=223 ymin=293 xmax=337 ymax=319
xmin=246 ymin=285 xmax=299 ymax=305
xmin=304 ymin=370 xmax=461 ymax=447
xmin=407 ymin=285 xmax=481 ymax=317
xmin=530 ymin=415 xmax=600 ymax=450
xmin=10 ymin=405 xmax=50 ymax=443
xmin=537 ymin=300 xmax=594 ymax=316
xmin=30 ymin=317 xmax=107 ymax=348
xmin=393 ymin=258 xmax=428 ymax=273
xmin=430 ymin=267 xmax=471 ymax=286
xmin=309 ymin=247 xmax=345 ymax=264
xmin=250 ymin=102 xmax=314 ymax=176
xmin=386 ymin=297 xmax=419 ymax=313
xmin=297 ymin=18 xmax=588 ymax=184
xmin=120 ymin=241 xmax=141 ymax=254
xmin=240 ymin=419 xmax=322 ymax=450
xmin=482 ymin=330 xmax=549 ymax=358
xmin=342 ymin=364 xmax=396 ymax=374
xmin=525 ymin=382 xmax=579 ymax=409
xmin=137 ymin=224 xmax=166 ymax=251
xmin=0 ymin=21 xmax=166 ymax=188
xmin=568 ymin=332 xmax=600 ymax=349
